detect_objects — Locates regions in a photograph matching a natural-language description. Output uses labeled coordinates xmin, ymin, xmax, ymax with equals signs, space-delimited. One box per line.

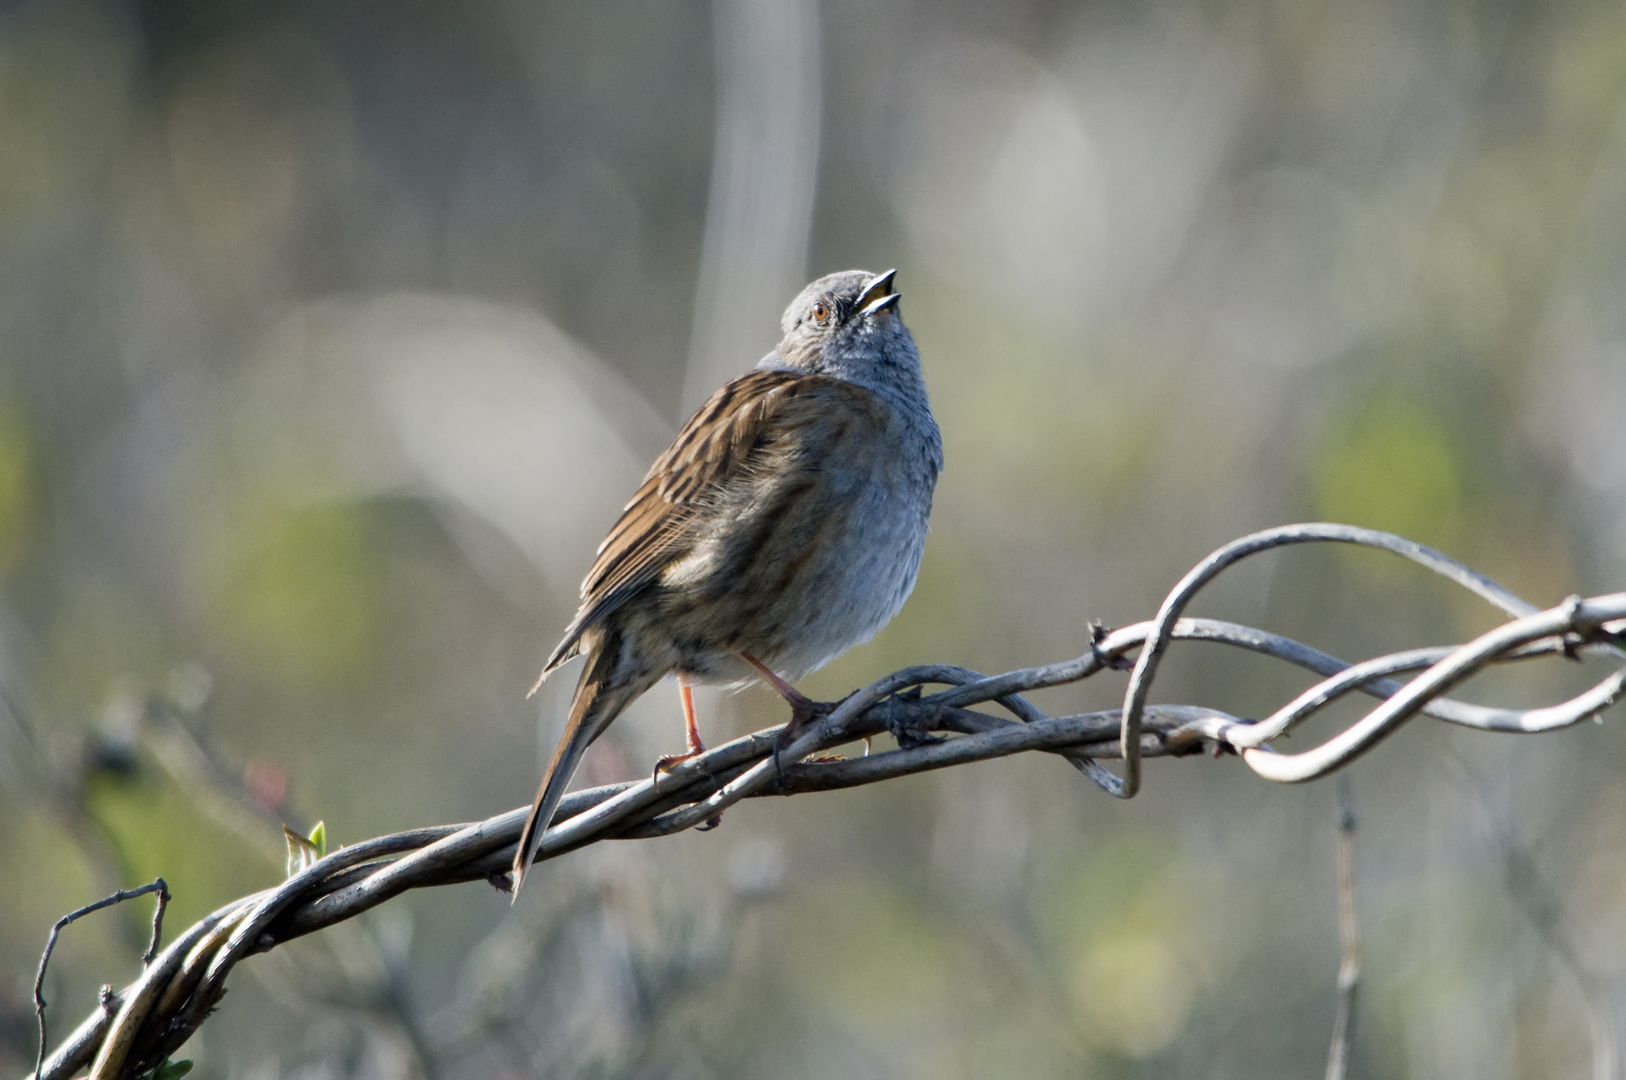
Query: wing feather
xmin=540 ymin=368 xmax=880 ymax=674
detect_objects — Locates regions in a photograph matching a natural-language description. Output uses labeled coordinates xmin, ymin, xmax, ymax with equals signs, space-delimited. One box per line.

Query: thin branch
xmin=33 ymin=880 xmax=169 ymax=1080
xmin=1450 ymin=756 xmax=1621 ymax=1080
xmin=24 ymin=525 xmax=1626 ymax=1080
xmin=140 ymin=886 xmax=170 ymax=969
xmin=1325 ymin=776 xmax=1359 ymax=1080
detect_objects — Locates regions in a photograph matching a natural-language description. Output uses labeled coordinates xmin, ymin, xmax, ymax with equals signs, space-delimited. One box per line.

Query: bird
xmin=511 ymin=268 xmax=942 ymax=893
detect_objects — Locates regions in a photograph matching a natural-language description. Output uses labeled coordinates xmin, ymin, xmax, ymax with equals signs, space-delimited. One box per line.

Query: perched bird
xmin=512 ymin=269 xmax=942 ymax=892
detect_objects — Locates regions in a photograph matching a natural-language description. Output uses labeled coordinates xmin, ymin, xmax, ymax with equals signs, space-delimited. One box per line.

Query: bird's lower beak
xmin=859 ymin=291 xmax=901 ymax=318
xmin=854 ymin=269 xmax=899 ymax=316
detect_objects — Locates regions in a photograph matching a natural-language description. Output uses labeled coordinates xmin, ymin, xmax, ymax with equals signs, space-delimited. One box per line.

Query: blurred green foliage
xmin=209 ymin=498 xmax=380 ymax=687
xmin=84 ymin=767 xmax=270 ymax=930
xmin=1037 ymin=831 xmax=1196 ymax=1059
xmin=2 ymin=0 xmax=1623 ymax=1076
xmin=0 ymin=391 xmax=36 ymax=575
xmin=1312 ymin=391 xmax=1465 ymax=549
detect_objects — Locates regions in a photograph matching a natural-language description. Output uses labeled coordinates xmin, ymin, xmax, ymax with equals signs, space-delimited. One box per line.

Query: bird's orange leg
xmin=652 ymin=681 xmax=724 ymax=830
xmin=740 ymin=653 xmax=846 ymax=779
xmin=739 ymin=653 xmax=819 ymax=733
xmin=654 ymin=681 xmax=706 ymax=773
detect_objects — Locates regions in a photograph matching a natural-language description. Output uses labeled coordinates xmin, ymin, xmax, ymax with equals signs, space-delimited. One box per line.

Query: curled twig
xmin=25 ymin=525 xmax=1625 ymax=1080
xmin=33 ymin=879 xmax=169 ymax=1080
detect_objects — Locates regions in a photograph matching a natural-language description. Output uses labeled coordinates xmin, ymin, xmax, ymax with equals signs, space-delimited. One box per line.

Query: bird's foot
xmin=652 ymin=747 xmax=704 ymax=782
xmin=735 ymin=652 xmax=839 ymax=777
xmin=653 ymin=746 xmax=724 ymax=828
xmin=772 ymin=694 xmax=836 ymax=777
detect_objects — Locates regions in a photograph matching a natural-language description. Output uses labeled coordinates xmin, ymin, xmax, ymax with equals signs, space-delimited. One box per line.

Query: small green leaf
xmin=309 ymin=819 xmax=326 ymax=858
xmin=283 ymin=824 xmax=321 ymax=877
xmin=140 ymin=1059 xmax=193 ymax=1080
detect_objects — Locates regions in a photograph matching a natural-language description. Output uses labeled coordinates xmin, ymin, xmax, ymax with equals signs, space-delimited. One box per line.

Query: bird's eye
xmin=811 ymin=301 xmax=830 ymax=324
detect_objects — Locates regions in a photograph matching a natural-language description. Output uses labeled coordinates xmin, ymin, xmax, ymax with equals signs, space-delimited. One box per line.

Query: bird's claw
xmin=652 ymin=749 xmax=704 ymax=783
xmin=772 ymin=732 xmax=792 ymax=780
xmin=772 ymin=695 xmax=835 ymax=779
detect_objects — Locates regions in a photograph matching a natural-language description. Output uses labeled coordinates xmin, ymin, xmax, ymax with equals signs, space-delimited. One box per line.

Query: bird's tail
xmin=511 ymin=641 xmax=644 ymax=896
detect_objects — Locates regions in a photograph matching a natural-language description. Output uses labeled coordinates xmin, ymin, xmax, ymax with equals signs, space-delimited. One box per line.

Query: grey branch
xmin=26 ymin=524 xmax=1626 ymax=1080
xmin=1325 ymin=777 xmax=1359 ymax=1080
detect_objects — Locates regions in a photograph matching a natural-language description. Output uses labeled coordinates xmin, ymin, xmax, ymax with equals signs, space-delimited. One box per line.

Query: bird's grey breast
xmin=763 ymin=390 xmax=939 ymax=679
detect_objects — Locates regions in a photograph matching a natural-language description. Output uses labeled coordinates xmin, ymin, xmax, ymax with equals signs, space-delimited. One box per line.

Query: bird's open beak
xmin=856 ymin=269 xmax=900 ymax=318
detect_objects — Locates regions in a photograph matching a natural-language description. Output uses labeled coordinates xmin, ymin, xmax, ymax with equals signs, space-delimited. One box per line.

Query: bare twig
xmin=1450 ymin=757 xmax=1621 ymax=1080
xmin=33 ymin=879 xmax=169 ymax=1080
xmin=143 ymin=695 xmax=437 ymax=1078
xmin=24 ymin=524 xmax=1626 ymax=1080
xmin=140 ymin=885 xmax=170 ymax=970
xmin=1325 ymin=776 xmax=1359 ymax=1080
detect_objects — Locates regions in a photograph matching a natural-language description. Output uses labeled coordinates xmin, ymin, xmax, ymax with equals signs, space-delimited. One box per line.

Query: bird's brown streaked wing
xmin=583 ymin=368 xmax=822 ymax=606
xmin=540 ymin=368 xmax=878 ymax=676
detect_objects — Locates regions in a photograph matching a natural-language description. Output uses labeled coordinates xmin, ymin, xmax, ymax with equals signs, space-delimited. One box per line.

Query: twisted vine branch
xmin=26 ymin=525 xmax=1626 ymax=1080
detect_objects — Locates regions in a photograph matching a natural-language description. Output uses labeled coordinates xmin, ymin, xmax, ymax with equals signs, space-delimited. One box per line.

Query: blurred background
xmin=2 ymin=0 xmax=1625 ymax=1076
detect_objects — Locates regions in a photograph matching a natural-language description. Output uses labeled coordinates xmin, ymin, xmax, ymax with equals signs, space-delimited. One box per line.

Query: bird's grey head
xmin=763 ymin=267 xmax=941 ymax=473
xmin=767 ymin=269 xmax=919 ymax=387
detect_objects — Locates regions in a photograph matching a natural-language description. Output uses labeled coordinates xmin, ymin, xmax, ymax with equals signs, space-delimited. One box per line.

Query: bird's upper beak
xmin=855 ymin=269 xmax=901 ymax=318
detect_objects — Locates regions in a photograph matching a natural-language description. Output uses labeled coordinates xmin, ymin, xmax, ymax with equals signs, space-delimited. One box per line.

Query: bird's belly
xmin=658 ymin=463 xmax=932 ymax=685
xmin=755 ymin=483 xmax=928 ymax=677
